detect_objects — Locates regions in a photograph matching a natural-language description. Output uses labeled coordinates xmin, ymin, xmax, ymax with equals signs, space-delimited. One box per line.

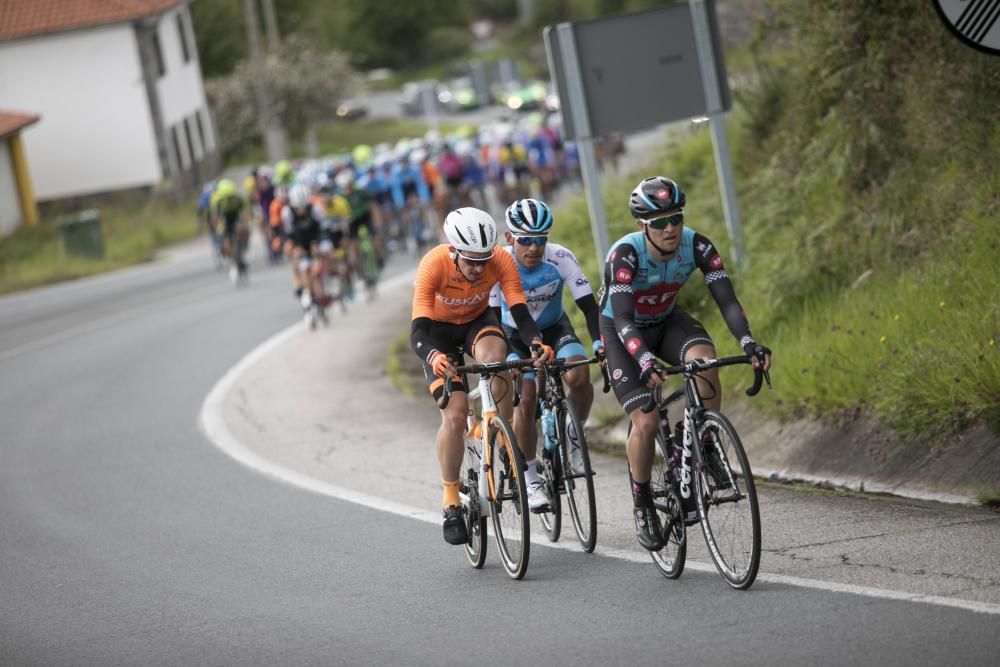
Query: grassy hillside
xmin=554 ymin=0 xmax=999 ymax=440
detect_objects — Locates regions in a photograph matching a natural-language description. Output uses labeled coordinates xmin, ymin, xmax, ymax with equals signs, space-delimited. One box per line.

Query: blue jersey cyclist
xmin=489 ymin=198 xmax=604 ymax=513
xmin=598 ymin=176 xmax=771 ymax=552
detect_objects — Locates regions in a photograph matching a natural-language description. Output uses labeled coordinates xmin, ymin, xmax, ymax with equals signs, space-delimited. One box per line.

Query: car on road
xmin=335 ymin=98 xmax=368 ymax=119
xmin=493 ymin=80 xmax=551 ymax=112
xmin=400 ymin=81 xmax=448 ymax=117
xmin=438 ymin=76 xmax=482 ymax=112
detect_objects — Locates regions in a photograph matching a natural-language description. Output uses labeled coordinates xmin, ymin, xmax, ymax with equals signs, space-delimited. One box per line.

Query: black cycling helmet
xmin=629 ymin=176 xmax=686 ymax=219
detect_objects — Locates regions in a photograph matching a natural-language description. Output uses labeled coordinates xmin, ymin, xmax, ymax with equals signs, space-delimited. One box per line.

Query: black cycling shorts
xmin=600 ymin=309 xmax=714 ymax=413
xmin=420 ymin=308 xmax=507 ymax=401
xmin=348 ymin=213 xmax=374 ymax=239
xmin=503 ymin=313 xmax=584 ymax=379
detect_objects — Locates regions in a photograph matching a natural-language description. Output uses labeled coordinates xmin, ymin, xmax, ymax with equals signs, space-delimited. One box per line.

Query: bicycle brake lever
xmin=437 ymin=374 xmax=453 ymax=409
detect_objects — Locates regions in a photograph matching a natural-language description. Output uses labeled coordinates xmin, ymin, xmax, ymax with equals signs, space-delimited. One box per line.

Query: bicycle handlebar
xmin=436 ymin=357 xmax=538 ymax=409
xmin=638 ymin=355 xmax=771 ymax=414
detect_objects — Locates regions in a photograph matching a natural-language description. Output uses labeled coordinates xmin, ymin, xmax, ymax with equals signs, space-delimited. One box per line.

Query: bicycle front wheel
xmin=487 ymin=415 xmax=530 ymax=579
xmin=460 ymin=436 xmax=487 ymax=569
xmin=559 ymin=401 xmax=597 ymax=553
xmin=695 ymin=411 xmax=761 ymax=590
xmin=650 ymin=429 xmax=686 ymax=579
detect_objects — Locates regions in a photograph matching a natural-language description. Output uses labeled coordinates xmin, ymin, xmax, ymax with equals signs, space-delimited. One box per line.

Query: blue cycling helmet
xmin=629 ymin=176 xmax=685 ymax=219
xmin=505 ymin=198 xmax=554 ymax=235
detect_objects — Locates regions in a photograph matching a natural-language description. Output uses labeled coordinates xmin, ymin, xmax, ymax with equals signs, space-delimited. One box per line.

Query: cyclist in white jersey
xmin=490 ymin=198 xmax=604 ymax=512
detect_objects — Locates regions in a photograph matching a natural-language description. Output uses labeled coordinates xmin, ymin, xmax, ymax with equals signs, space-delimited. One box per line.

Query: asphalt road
xmin=2 ymin=235 xmax=999 ymax=665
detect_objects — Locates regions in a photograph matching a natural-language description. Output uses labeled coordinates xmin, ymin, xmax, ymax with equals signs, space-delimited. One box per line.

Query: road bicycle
xmin=355 ymin=235 xmax=380 ymax=302
xmin=515 ymin=356 xmax=609 ymax=553
xmin=638 ymin=355 xmax=770 ymax=590
xmin=439 ymin=355 xmax=538 ymax=580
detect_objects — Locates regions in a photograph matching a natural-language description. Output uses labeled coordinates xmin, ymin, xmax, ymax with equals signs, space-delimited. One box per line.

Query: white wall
xmin=0 ymin=140 xmax=22 ymax=236
xmin=155 ymin=4 xmax=214 ymax=170
xmin=0 ymin=25 xmax=162 ymax=200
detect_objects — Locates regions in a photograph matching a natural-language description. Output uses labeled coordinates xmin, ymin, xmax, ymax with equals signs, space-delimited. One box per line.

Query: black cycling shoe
xmin=442 ymin=506 xmax=468 ymax=545
xmin=703 ymin=435 xmax=732 ymax=490
xmin=633 ymin=505 xmax=665 ymax=551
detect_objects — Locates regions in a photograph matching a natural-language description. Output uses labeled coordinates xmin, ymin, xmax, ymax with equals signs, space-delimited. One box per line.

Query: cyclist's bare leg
xmin=512 ymin=376 xmax=538 ymax=461
xmin=438 ymin=390 xmax=469 ymax=491
xmin=684 ymin=343 xmax=721 ymax=411
xmin=626 ymin=406 xmax=658 ymax=484
xmin=563 ymin=356 xmax=594 ymax=422
xmin=472 ymin=335 xmax=514 ymax=422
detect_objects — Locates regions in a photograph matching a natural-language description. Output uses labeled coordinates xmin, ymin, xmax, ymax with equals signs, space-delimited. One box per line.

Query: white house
xmin=0 ymin=0 xmax=219 ymax=201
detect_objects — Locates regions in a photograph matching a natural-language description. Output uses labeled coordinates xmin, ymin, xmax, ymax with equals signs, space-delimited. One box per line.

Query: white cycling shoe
xmin=527 ymin=479 xmax=550 ymax=514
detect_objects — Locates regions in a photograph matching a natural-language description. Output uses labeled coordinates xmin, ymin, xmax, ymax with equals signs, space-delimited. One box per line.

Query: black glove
xmin=743 ymin=342 xmax=771 ymax=365
xmin=639 ymin=361 xmax=665 ymax=385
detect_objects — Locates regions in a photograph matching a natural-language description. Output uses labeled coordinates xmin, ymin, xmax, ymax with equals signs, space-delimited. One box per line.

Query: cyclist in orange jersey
xmin=411 ymin=207 xmax=554 ymax=545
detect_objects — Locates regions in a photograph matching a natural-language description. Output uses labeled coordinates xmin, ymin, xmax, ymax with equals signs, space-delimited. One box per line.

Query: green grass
xmin=975 ymin=490 xmax=1000 ymax=508
xmin=0 ymin=200 xmax=201 ymax=295
xmin=547 ymin=104 xmax=999 ymax=442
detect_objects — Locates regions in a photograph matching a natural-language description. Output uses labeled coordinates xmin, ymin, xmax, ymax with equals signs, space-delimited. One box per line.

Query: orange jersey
xmin=269 ymin=198 xmax=284 ymax=228
xmin=412 ymin=244 xmax=526 ymax=325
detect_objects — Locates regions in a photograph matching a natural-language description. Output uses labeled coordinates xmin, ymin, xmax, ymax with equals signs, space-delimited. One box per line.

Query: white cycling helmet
xmin=289 ymin=183 xmax=310 ymax=209
xmin=443 ymin=207 xmax=499 ymax=255
xmin=335 ymin=169 xmax=355 ymax=189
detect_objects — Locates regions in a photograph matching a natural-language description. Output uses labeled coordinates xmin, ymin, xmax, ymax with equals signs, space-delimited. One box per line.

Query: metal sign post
xmin=690 ymin=0 xmax=744 ymax=265
xmin=554 ymin=23 xmax=611 ymax=270
xmin=545 ymin=0 xmax=745 ymax=266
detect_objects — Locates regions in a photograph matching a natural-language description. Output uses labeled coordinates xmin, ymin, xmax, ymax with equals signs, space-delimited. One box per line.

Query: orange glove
xmin=429 ymin=351 xmax=453 ymax=378
xmin=530 ymin=339 xmax=555 ymax=365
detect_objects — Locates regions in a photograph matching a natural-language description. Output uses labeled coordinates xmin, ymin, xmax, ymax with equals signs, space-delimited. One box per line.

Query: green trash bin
xmin=58 ymin=210 xmax=104 ymax=258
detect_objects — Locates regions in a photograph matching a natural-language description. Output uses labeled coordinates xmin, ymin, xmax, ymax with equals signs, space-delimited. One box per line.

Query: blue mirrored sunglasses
xmin=514 ymin=235 xmax=548 ymax=247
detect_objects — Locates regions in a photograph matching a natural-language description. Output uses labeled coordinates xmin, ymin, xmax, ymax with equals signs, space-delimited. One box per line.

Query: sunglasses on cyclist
xmin=642 ymin=211 xmax=684 ymax=230
xmin=513 ymin=235 xmax=548 ymax=247
xmin=456 ymin=250 xmax=494 ymax=264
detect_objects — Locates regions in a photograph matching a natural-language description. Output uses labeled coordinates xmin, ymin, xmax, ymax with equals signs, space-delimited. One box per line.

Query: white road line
xmin=199 ymin=271 xmax=1000 ymax=617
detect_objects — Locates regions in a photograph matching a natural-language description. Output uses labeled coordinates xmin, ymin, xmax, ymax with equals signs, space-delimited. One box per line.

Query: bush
xmin=424 ymin=26 xmax=474 ymax=63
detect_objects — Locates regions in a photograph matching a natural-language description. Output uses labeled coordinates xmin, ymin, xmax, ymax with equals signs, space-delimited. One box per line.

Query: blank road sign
xmin=545 ymin=2 xmax=730 ymax=140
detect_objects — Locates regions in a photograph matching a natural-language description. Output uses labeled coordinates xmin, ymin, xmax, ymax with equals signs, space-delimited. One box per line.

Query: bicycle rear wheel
xmin=650 ymin=429 xmax=686 ymax=578
xmin=460 ymin=436 xmax=487 ymax=569
xmin=695 ymin=411 xmax=761 ymax=590
xmin=537 ymin=451 xmax=562 ymax=543
xmin=560 ymin=402 xmax=597 ymax=553
xmin=487 ymin=415 xmax=530 ymax=579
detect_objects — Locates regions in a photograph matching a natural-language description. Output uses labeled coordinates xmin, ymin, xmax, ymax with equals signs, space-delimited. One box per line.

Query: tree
xmin=206 ymin=35 xmax=362 ymax=159
xmin=342 ymin=0 xmax=472 ymax=68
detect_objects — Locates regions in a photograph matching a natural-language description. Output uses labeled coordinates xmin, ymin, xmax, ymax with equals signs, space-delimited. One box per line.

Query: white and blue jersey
xmin=489 ymin=242 xmax=593 ymax=330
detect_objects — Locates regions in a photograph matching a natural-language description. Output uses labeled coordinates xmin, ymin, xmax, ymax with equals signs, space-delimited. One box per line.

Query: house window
xmin=197 ymin=108 xmax=213 ymax=152
xmin=194 ymin=110 xmax=207 ymax=153
xmin=171 ymin=125 xmax=185 ymax=172
xmin=151 ymin=31 xmax=166 ymax=77
xmin=177 ymin=13 xmax=191 ymax=63
xmin=184 ymin=116 xmax=199 ymax=162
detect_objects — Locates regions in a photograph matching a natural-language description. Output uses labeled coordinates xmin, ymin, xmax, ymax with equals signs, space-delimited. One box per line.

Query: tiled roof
xmin=0 ymin=0 xmax=184 ymax=41
xmin=0 ymin=111 xmax=41 ymax=139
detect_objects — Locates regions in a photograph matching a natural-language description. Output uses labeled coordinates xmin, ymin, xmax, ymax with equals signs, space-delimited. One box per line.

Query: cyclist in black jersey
xmin=598 ymin=176 xmax=771 ymax=551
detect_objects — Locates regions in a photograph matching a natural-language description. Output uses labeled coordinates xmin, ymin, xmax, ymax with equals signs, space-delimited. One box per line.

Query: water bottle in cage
xmin=470 ymin=422 xmax=488 ymax=506
xmin=540 ymin=405 xmax=557 ymax=456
